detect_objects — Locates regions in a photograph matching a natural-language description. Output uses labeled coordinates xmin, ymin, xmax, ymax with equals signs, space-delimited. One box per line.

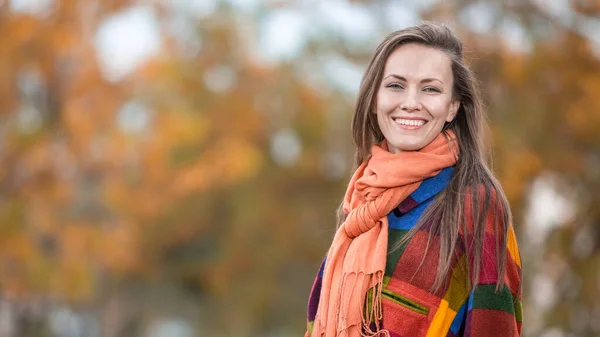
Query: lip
xmin=391 ymin=116 xmax=428 ymax=121
xmin=391 ymin=116 xmax=428 ymax=130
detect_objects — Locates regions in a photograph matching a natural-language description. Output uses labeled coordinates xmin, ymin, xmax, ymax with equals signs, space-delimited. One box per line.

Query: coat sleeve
xmin=463 ymin=226 xmax=523 ymax=336
xmin=461 ymin=187 xmax=523 ymax=337
xmin=305 ymin=257 xmax=326 ymax=337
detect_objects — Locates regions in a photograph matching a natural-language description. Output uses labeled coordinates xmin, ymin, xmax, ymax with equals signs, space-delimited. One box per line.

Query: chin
xmin=387 ymin=140 xmax=425 ymax=152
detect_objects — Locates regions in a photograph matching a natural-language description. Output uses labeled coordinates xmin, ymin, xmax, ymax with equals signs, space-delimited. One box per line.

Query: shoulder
xmin=463 ymin=183 xmax=502 ymax=210
xmin=460 ymin=184 xmax=522 ymax=295
xmin=460 ymin=183 xmax=511 ymax=236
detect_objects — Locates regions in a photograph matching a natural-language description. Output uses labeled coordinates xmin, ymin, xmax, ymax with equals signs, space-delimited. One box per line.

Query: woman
xmin=305 ymin=23 xmax=522 ymax=337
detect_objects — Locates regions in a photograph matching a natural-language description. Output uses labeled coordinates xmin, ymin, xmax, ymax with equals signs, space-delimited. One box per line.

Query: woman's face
xmin=374 ymin=43 xmax=460 ymax=153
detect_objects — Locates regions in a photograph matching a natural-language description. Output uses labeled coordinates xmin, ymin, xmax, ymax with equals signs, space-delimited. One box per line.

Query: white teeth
xmin=394 ymin=118 xmax=426 ymax=126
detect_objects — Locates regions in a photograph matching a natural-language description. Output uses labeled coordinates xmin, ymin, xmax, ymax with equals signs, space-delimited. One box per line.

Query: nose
xmin=400 ymin=88 xmax=422 ymax=112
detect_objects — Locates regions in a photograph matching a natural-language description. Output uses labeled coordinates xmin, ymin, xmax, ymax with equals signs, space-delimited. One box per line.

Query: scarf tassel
xmin=313 ymin=271 xmax=390 ymax=337
xmin=360 ymin=271 xmax=389 ymax=337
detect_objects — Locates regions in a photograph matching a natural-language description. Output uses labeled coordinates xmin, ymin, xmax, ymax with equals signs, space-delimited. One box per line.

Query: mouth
xmin=392 ymin=117 xmax=428 ymax=130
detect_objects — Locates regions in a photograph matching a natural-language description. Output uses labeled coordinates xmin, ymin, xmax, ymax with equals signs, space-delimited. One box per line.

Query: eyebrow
xmin=384 ymin=74 xmax=444 ymax=85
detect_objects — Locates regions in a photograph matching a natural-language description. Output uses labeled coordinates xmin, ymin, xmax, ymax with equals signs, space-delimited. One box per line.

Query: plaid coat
xmin=306 ymin=167 xmax=523 ymax=337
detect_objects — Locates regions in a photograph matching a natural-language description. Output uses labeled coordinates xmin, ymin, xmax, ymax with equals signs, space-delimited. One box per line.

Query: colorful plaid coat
xmin=306 ymin=167 xmax=523 ymax=337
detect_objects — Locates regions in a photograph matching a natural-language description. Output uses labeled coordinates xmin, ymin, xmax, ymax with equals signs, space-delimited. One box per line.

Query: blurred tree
xmin=0 ymin=0 xmax=138 ymax=299
xmin=132 ymin=5 xmax=352 ymax=335
xmin=0 ymin=0 xmax=351 ymax=335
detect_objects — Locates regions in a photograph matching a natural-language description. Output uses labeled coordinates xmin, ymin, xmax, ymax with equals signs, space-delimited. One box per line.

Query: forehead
xmin=383 ymin=43 xmax=452 ymax=80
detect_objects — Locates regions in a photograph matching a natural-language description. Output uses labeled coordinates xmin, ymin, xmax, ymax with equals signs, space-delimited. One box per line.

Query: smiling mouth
xmin=392 ymin=117 xmax=428 ymax=130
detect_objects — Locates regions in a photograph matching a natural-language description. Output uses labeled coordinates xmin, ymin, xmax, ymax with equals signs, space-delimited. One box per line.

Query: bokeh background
xmin=0 ymin=0 xmax=599 ymax=336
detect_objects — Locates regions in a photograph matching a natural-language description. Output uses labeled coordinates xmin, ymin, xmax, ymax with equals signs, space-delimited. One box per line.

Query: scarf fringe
xmin=313 ymin=271 xmax=390 ymax=337
xmin=360 ymin=271 xmax=389 ymax=337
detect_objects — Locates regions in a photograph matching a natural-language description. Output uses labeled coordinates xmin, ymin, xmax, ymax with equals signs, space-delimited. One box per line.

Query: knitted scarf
xmin=311 ymin=131 xmax=459 ymax=337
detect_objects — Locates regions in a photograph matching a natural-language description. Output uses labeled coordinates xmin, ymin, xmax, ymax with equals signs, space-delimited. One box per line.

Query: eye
xmin=423 ymin=86 xmax=441 ymax=93
xmin=386 ymin=83 xmax=404 ymax=90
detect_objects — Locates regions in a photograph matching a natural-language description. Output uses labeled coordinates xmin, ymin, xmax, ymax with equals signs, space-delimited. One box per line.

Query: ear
xmin=446 ymin=100 xmax=460 ymax=122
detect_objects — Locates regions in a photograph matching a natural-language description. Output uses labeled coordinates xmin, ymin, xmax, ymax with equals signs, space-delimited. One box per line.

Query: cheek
xmin=423 ymin=98 xmax=452 ymax=118
xmin=376 ymin=91 xmax=395 ymax=112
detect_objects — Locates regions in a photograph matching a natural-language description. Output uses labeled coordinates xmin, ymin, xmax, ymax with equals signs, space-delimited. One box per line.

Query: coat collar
xmin=392 ymin=166 xmax=454 ymax=217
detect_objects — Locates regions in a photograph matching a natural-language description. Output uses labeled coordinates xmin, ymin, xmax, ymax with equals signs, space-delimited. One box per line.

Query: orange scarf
xmin=312 ymin=131 xmax=459 ymax=337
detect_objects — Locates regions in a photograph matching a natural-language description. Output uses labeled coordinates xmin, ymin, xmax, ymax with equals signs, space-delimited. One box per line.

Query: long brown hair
xmin=336 ymin=22 xmax=516 ymax=294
